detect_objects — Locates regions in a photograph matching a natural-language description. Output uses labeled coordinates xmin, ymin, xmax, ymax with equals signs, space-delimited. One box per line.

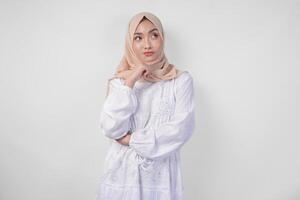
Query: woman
xmin=96 ymin=11 xmax=195 ymax=200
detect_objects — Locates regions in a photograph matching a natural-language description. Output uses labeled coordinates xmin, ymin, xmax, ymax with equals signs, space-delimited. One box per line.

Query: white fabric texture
xmin=95 ymin=71 xmax=195 ymax=200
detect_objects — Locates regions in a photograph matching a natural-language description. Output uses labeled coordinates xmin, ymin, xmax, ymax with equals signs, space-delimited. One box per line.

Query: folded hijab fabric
xmin=105 ymin=11 xmax=184 ymax=97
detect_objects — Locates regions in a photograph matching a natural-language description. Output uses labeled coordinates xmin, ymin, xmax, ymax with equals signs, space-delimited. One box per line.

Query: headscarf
xmin=105 ymin=11 xmax=185 ymax=97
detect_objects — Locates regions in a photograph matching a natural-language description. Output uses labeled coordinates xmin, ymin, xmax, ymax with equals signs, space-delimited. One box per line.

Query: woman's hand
xmin=116 ymin=132 xmax=132 ymax=146
xmin=124 ymin=66 xmax=149 ymax=88
xmin=132 ymin=65 xmax=150 ymax=81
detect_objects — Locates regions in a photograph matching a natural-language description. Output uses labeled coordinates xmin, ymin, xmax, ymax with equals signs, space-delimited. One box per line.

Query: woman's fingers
xmin=142 ymin=68 xmax=150 ymax=78
xmin=128 ymin=66 xmax=150 ymax=83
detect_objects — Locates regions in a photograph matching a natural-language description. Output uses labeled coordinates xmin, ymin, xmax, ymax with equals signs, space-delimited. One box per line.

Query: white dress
xmin=95 ymin=71 xmax=195 ymax=200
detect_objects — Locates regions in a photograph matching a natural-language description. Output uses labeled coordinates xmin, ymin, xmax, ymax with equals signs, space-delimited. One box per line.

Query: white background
xmin=0 ymin=0 xmax=299 ymax=199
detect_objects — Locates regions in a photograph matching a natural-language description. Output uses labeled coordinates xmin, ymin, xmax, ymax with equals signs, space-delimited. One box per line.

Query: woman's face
xmin=132 ymin=19 xmax=163 ymax=64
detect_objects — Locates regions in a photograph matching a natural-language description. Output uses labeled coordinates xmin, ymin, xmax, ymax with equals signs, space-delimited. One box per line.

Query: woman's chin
xmin=142 ymin=56 xmax=156 ymax=63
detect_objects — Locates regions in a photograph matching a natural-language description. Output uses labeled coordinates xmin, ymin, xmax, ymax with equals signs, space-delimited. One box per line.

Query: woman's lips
xmin=144 ymin=52 xmax=154 ymax=56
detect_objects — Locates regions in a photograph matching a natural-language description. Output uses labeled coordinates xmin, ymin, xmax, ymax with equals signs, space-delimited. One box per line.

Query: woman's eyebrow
xmin=134 ymin=28 xmax=158 ymax=35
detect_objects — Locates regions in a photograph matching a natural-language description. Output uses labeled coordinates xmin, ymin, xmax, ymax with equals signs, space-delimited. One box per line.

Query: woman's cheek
xmin=135 ymin=44 xmax=143 ymax=54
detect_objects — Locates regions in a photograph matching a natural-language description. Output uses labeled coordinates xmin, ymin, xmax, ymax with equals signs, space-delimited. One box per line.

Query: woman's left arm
xmin=129 ymin=72 xmax=196 ymax=160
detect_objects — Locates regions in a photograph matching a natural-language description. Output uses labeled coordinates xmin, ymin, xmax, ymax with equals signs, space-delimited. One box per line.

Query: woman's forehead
xmin=134 ymin=20 xmax=158 ymax=34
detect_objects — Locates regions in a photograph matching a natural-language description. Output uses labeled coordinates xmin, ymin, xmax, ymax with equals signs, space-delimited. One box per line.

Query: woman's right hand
xmin=124 ymin=66 xmax=149 ymax=88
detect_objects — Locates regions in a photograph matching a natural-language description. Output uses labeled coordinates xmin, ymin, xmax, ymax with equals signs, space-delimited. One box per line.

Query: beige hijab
xmin=105 ymin=11 xmax=184 ymax=97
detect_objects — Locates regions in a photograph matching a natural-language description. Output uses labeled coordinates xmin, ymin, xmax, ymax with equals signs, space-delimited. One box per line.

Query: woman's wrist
xmin=124 ymin=79 xmax=135 ymax=88
xmin=124 ymin=75 xmax=138 ymax=88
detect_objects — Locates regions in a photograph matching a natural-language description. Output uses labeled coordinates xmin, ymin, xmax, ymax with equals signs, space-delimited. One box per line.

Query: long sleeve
xmin=99 ymin=78 xmax=137 ymax=140
xmin=129 ymin=72 xmax=195 ymax=160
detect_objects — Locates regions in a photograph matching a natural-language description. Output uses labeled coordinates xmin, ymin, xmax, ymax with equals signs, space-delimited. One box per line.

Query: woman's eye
xmin=152 ymin=33 xmax=158 ymax=38
xmin=134 ymin=36 xmax=142 ymax=41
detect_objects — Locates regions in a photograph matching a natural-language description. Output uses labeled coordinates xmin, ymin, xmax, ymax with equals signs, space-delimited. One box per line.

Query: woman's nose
xmin=144 ymin=37 xmax=151 ymax=49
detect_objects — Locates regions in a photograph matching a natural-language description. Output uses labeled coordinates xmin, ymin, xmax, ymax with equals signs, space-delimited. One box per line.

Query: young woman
xmin=95 ymin=11 xmax=195 ymax=200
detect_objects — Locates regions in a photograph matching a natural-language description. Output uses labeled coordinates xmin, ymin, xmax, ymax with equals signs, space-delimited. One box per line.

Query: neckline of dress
xmin=134 ymin=79 xmax=154 ymax=90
